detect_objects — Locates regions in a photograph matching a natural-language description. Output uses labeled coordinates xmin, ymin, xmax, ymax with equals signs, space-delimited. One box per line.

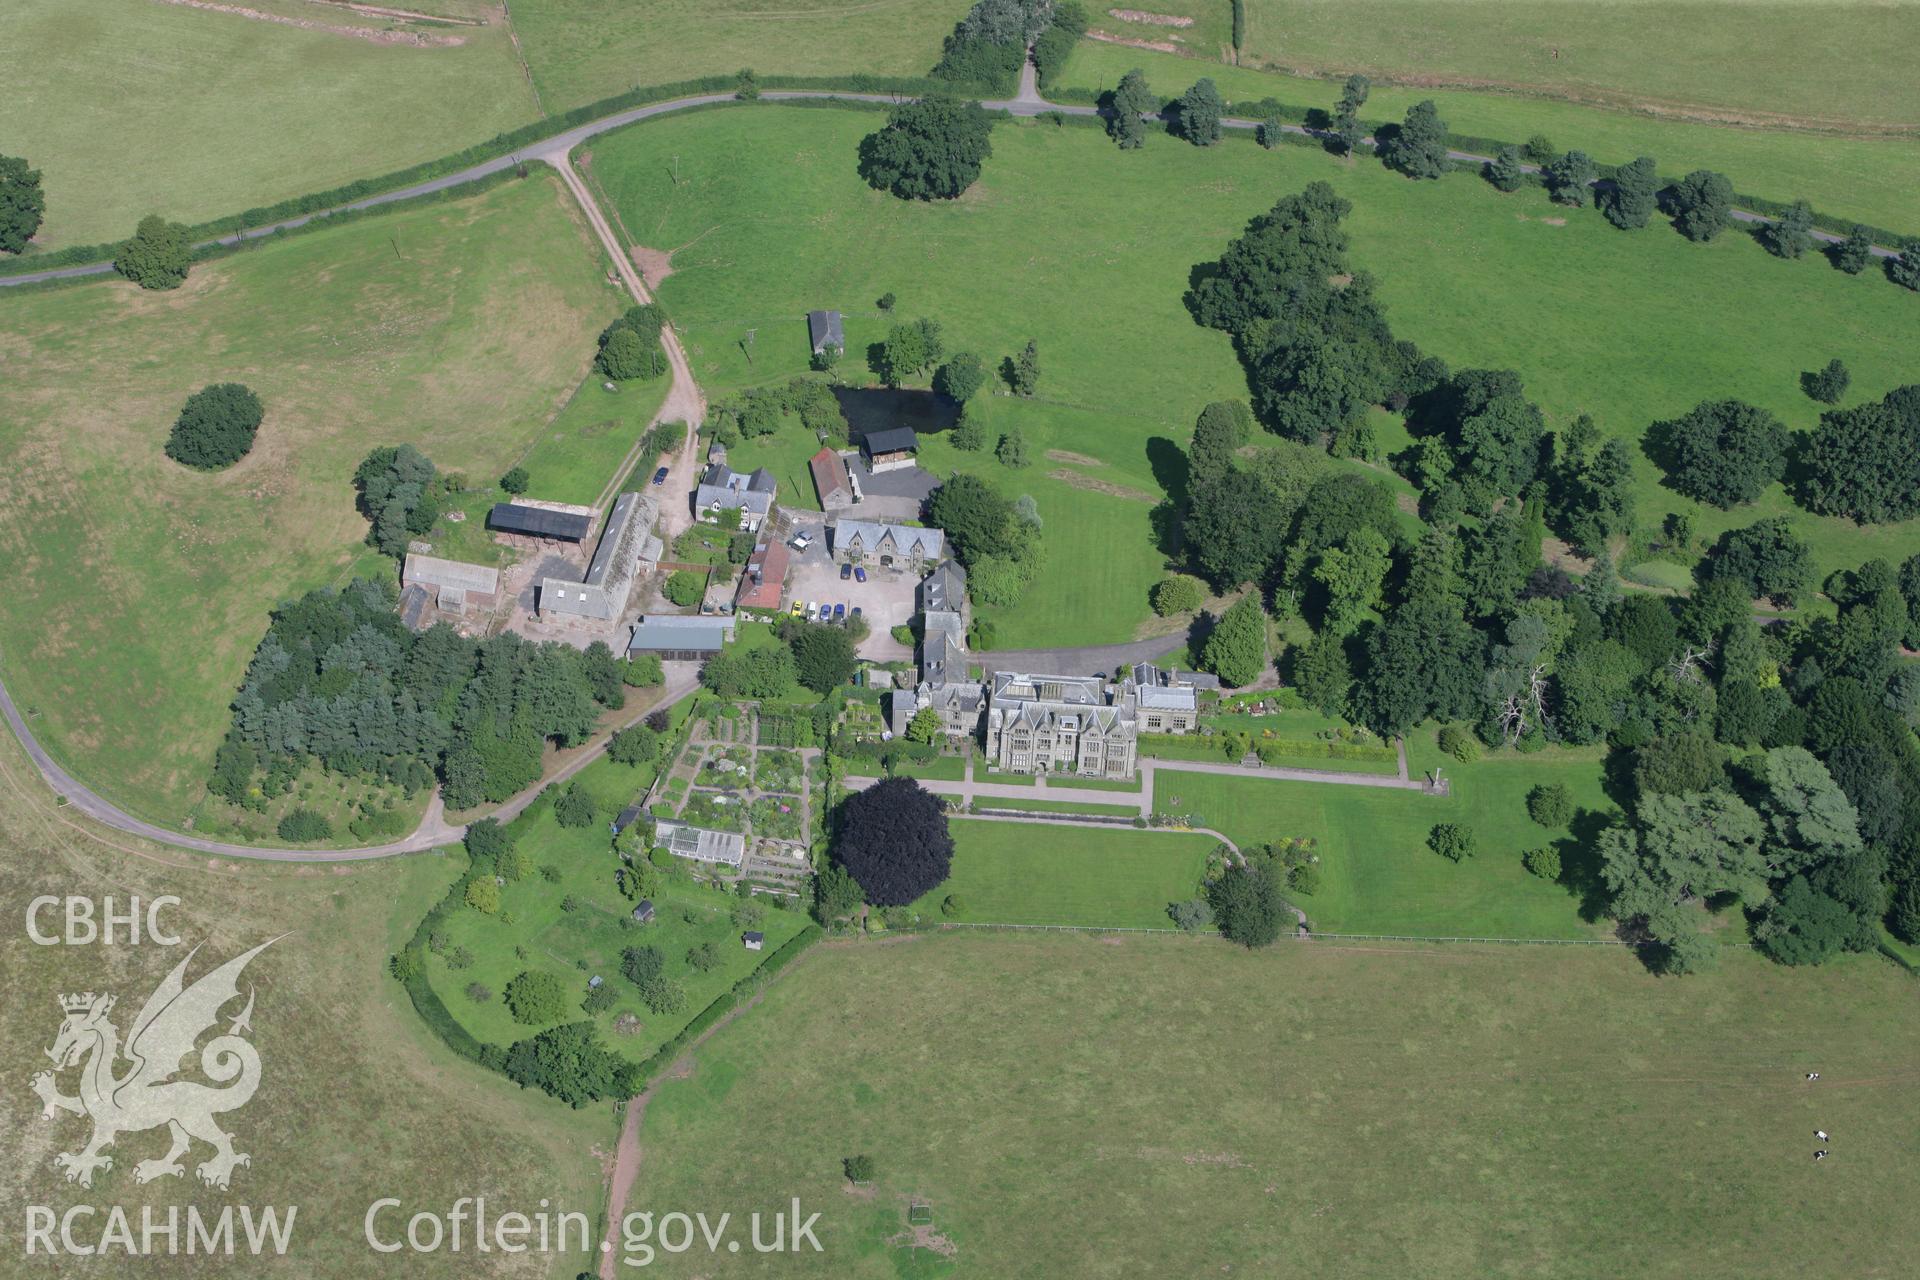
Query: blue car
xmin=818 ymin=604 xmax=832 ymax=621
xmin=839 ymin=562 xmax=853 ymax=580
xmin=833 ymin=603 xmax=846 ymax=622
xmin=854 ymin=566 xmax=867 ymax=583
xmin=851 ymin=606 xmax=863 ymax=620
xmin=651 ymin=466 xmax=669 ymax=486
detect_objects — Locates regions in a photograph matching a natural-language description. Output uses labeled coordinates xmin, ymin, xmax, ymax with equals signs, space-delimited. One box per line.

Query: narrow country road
xmin=1 ymin=82 xmax=1897 ymax=290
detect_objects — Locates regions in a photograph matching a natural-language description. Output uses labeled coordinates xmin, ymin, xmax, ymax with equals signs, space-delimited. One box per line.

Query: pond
xmin=832 ymin=386 xmax=960 ymax=440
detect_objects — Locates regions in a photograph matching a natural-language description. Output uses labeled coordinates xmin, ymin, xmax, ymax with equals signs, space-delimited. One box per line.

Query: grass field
xmin=0 ymin=173 xmax=619 ymax=827
xmin=0 ymin=0 xmax=538 ymax=249
xmin=508 ymin=0 xmax=974 ymax=114
xmin=0 ymin=724 xmax=611 ymax=1278
xmin=423 ymin=757 xmax=811 ymax=1063
xmin=587 ymin=105 xmax=1920 ymax=648
xmin=1088 ymin=0 xmax=1920 ymax=133
xmin=1155 ymin=745 xmax=1616 ymax=938
xmin=911 ymin=819 xmax=1214 ymax=927
xmin=1059 ymin=41 xmax=1920 ymax=236
xmin=627 ymin=929 xmax=1920 ymax=1277
xmin=514 ymin=371 xmax=673 ymax=506
xmin=970 ymin=796 xmax=1143 ymax=817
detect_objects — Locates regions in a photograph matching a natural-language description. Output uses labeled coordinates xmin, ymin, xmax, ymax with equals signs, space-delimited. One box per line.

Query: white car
xmin=789 ymin=532 xmax=813 ymax=551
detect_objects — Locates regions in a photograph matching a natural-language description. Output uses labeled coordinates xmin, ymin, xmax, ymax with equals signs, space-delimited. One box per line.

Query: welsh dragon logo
xmin=30 ymin=939 xmax=278 ymax=1190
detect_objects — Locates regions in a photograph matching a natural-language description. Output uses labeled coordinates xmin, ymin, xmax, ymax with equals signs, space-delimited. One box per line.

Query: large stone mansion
xmin=887 ymin=563 xmax=1212 ymax=778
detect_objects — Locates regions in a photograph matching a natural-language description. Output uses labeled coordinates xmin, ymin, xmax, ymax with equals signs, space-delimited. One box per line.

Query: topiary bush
xmin=1151 ymin=575 xmax=1204 ymax=617
xmin=1522 ymin=846 xmax=1562 ymax=880
xmin=1427 ymin=823 xmax=1475 ymax=862
xmin=1526 ymin=782 xmax=1573 ymax=828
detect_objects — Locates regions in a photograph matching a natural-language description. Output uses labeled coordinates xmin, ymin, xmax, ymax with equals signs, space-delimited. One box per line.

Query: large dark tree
xmin=114 ymin=214 xmax=192 ymax=290
xmin=1186 ymin=468 xmax=1285 ymax=588
xmin=1329 ymin=74 xmax=1370 ymax=155
xmin=1656 ymin=398 xmax=1789 ymax=508
xmin=1209 ymin=860 xmax=1286 ymax=947
xmin=165 ymin=383 xmax=264 ymax=471
xmin=1888 ymin=238 xmax=1920 ymax=291
xmin=1830 ymin=225 xmax=1873 ymax=274
xmin=1483 ymin=146 xmax=1525 ymax=192
xmin=1381 ymin=100 xmax=1449 ymax=179
xmin=0 ymin=154 xmax=47 ymax=253
xmin=783 ymin=620 xmax=859 ymax=693
xmin=1543 ymin=150 xmax=1596 ymax=207
xmin=354 ymin=444 xmax=440 ymax=557
xmin=833 ymin=777 xmax=954 ymax=905
xmin=1599 ymin=155 xmax=1658 ymax=229
xmin=1668 ymin=169 xmax=1734 ymax=242
xmin=1176 ymin=78 xmax=1224 ymax=146
xmin=1702 ymin=517 xmax=1812 ymax=605
xmin=926 ymin=471 xmax=1024 ymax=562
xmin=858 ymin=96 xmax=995 ymax=201
xmin=1108 ymin=68 xmax=1156 ymax=149
xmin=1797 ymin=385 xmax=1920 ymax=522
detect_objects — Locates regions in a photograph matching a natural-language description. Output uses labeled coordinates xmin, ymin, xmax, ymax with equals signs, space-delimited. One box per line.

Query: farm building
xmin=631 ymin=900 xmax=655 ymax=924
xmin=628 ymin=614 xmax=736 ymax=661
xmin=401 ymin=553 xmax=500 ymax=615
xmin=488 ymin=499 xmax=595 ymax=542
xmin=808 ymin=446 xmax=858 ymax=511
xmin=742 ymin=931 xmax=765 ymax=951
xmin=538 ymin=492 xmax=662 ymax=621
xmin=734 ymin=540 xmax=790 ymax=613
xmin=695 ymin=463 xmax=777 ymax=531
xmin=806 ymin=309 xmax=844 ymax=356
xmin=860 ymin=426 xmax=919 ymax=473
xmin=653 ymin=818 xmax=747 ymax=868
xmin=831 ymin=520 xmax=944 ymax=569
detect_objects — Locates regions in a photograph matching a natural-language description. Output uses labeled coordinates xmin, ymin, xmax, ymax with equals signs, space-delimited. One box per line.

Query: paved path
xmin=2 ymin=82 xmax=1897 ymax=289
xmin=1147 ymin=756 xmax=1438 ymax=793
xmin=978 ymin=634 xmax=1188 ymax=679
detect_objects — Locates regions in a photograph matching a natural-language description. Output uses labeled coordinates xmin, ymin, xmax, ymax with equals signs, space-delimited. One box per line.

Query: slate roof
xmin=488 ymin=502 xmax=594 ymax=541
xmin=809 ymin=447 xmax=854 ymax=503
xmin=832 ymin=521 xmax=945 ymax=561
xmin=806 ymin=310 xmax=844 ymax=354
xmin=402 ymin=553 xmax=500 ymax=595
xmin=862 ymin=427 xmax=919 ymax=456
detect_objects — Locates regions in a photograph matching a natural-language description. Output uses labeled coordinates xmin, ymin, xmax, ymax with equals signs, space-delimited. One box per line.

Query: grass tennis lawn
xmin=1058 ymin=42 xmax=1920 ymax=237
xmin=1156 ymin=745 xmax=1618 ymax=939
xmin=0 ymin=172 xmax=620 ymax=826
xmin=0 ymin=0 xmax=538 ymax=249
xmin=588 ymin=105 xmax=1920 ymax=652
xmin=915 ymin=819 xmax=1215 ymax=928
xmin=627 ymin=929 xmax=1920 ymax=1277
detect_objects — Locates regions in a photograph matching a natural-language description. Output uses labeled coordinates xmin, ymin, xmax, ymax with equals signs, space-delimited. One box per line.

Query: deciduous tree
xmin=1668 ymin=169 xmax=1734 ymax=242
xmin=832 ymin=777 xmax=954 ymax=905
xmin=1599 ymin=155 xmax=1658 ymax=229
xmin=0 ymin=154 xmax=46 ymax=253
xmin=1109 ymin=68 xmax=1155 ymax=149
xmin=1657 ymin=398 xmax=1789 ymax=508
xmin=1177 ymin=78 xmax=1224 ymax=145
xmin=165 ymin=383 xmax=264 ymax=471
xmin=858 ymin=96 xmax=996 ymax=200
xmin=1382 ymin=100 xmax=1449 ymax=180
xmin=114 ymin=214 xmax=192 ymax=290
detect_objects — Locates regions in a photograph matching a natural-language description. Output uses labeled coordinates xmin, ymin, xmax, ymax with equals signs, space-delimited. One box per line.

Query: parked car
xmin=803 ymin=600 xmax=817 ymax=619
xmin=833 ymin=603 xmax=846 ymax=622
xmin=789 ymin=532 xmax=813 ymax=551
xmin=651 ymin=466 xmax=669 ymax=486
xmin=790 ymin=600 xmax=806 ymax=617
xmin=818 ymin=604 xmax=832 ymax=621
xmin=839 ymin=562 xmax=853 ymax=580
xmin=851 ymin=606 xmax=863 ymax=621
xmin=854 ymin=565 xmax=867 ymax=583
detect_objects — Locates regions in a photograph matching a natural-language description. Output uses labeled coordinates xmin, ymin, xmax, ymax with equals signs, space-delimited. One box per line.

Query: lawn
xmin=0 ymin=0 xmax=538 ymax=249
xmin=0 ymin=724 xmax=614 ymax=1280
xmin=1059 ymin=41 xmax=1920 ymax=238
xmin=513 ymin=370 xmax=673 ymax=507
xmin=508 ymin=0 xmax=974 ymax=115
xmin=586 ymin=105 xmax=1920 ymax=647
xmin=1086 ymin=0 xmax=1920 ymax=135
xmin=1154 ymin=745 xmax=1617 ymax=938
xmin=972 ymin=796 xmax=1143 ymax=817
xmin=0 ymin=172 xmax=620 ymax=828
xmin=424 ymin=756 xmax=812 ymax=1064
xmin=912 ymin=818 xmax=1215 ymax=927
xmin=627 ymin=930 xmax=1920 ymax=1277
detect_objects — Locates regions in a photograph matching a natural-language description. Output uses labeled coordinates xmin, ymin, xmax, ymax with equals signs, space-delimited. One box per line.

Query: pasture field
xmin=1156 ymin=745 xmax=1617 ymax=938
xmin=422 ymin=756 xmax=812 ymax=1064
xmin=1088 ymin=0 xmax=1920 ymax=133
xmin=0 ymin=173 xmax=619 ymax=829
xmin=0 ymin=724 xmax=611 ymax=1279
xmin=514 ymin=372 xmax=673 ymax=507
xmin=588 ymin=105 xmax=1920 ymax=644
xmin=507 ymin=0 xmax=975 ymax=114
xmin=910 ymin=819 xmax=1214 ymax=927
xmin=1059 ymin=41 xmax=1920 ymax=235
xmin=627 ymin=929 xmax=1920 ymax=1277
xmin=0 ymin=0 xmax=537 ymax=249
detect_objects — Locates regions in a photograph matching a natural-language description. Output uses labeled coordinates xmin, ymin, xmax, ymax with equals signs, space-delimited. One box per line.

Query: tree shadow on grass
xmin=1555 ymin=806 xmax=1617 ymax=924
